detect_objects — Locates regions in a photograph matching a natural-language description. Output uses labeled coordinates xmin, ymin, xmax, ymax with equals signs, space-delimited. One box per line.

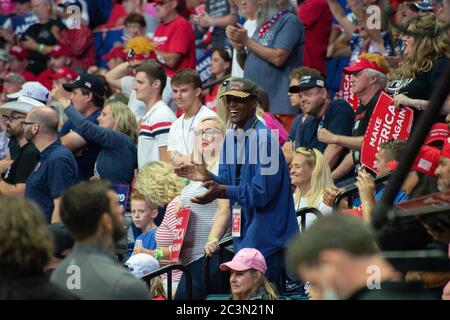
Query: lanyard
xmin=181 ymin=108 xmax=201 ymax=154
xmin=235 ymin=118 xmax=258 ymax=186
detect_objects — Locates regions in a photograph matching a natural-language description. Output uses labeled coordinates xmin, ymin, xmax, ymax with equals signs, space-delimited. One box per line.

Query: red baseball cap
xmin=50 ymin=45 xmax=72 ymax=58
xmin=343 ymin=58 xmax=388 ymax=75
xmin=9 ymin=46 xmax=29 ymax=60
xmin=424 ymin=123 xmax=449 ymax=146
xmin=387 ymin=145 xmax=441 ymax=177
xmin=441 ymin=139 xmax=450 ymax=159
xmin=51 ymin=67 xmax=79 ymax=82
xmin=219 ymin=248 xmax=267 ymax=274
xmin=101 ymin=47 xmax=127 ymax=61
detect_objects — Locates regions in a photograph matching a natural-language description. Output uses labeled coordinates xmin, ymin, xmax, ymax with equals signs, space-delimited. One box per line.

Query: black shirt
xmin=8 ymin=139 xmax=21 ymax=160
xmin=23 ymin=19 xmax=66 ymax=75
xmin=352 ymin=90 xmax=382 ymax=166
xmin=386 ymin=58 xmax=449 ymax=125
xmin=3 ymin=141 xmax=40 ymax=184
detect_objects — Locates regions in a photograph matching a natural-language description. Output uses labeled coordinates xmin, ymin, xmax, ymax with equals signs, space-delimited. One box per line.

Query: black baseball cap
xmin=63 ymin=74 xmax=106 ymax=97
xmin=290 ymin=75 xmax=326 ymax=93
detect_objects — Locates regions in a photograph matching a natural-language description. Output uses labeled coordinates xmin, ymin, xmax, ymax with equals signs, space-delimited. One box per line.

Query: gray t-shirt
xmin=50 ymin=243 xmax=150 ymax=300
xmin=244 ymin=13 xmax=304 ymax=115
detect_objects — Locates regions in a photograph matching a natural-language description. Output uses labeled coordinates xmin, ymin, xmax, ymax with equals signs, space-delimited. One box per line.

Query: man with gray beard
xmin=226 ymin=0 xmax=304 ymax=130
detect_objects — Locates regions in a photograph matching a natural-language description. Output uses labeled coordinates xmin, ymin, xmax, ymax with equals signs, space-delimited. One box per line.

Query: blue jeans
xmin=175 ymin=249 xmax=234 ymax=300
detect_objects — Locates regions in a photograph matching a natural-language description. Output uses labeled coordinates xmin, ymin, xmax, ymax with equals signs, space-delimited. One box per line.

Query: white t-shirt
xmin=121 ymin=76 xmax=147 ymax=122
xmin=231 ymin=19 xmax=257 ymax=78
xmin=167 ymin=106 xmax=216 ymax=155
xmin=138 ymin=100 xmax=176 ymax=169
xmin=294 ymin=195 xmax=332 ymax=231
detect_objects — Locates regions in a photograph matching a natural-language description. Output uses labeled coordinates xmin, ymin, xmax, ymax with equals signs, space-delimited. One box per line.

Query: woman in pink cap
xmin=219 ymin=248 xmax=278 ymax=300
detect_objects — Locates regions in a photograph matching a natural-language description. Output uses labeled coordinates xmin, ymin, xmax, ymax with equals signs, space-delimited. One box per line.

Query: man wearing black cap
xmin=175 ymin=77 xmax=298 ymax=296
xmin=293 ymin=75 xmax=354 ymax=170
xmin=59 ymin=74 xmax=105 ymax=181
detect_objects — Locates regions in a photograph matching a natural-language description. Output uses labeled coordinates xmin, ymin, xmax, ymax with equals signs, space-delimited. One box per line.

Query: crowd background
xmin=0 ymin=0 xmax=450 ymax=301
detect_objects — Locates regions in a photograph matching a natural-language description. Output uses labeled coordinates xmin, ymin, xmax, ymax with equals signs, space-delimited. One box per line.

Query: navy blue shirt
xmin=64 ymin=105 xmax=137 ymax=186
xmin=59 ymin=108 xmax=101 ymax=181
xmin=212 ymin=116 xmax=299 ymax=258
xmin=25 ymin=140 xmax=78 ymax=222
xmin=296 ymin=99 xmax=354 ymax=152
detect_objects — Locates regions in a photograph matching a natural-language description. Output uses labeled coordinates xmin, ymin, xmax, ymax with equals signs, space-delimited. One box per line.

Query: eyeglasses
xmin=20 ymin=121 xmax=37 ymax=127
xmin=2 ymin=114 xmax=25 ymax=121
xmin=194 ymin=128 xmax=222 ymax=138
xmin=288 ymin=85 xmax=301 ymax=94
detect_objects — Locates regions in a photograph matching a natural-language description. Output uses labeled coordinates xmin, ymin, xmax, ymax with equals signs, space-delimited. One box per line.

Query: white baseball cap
xmin=0 ymin=100 xmax=35 ymax=116
xmin=8 ymin=81 xmax=49 ymax=103
xmin=125 ymin=253 xmax=160 ymax=278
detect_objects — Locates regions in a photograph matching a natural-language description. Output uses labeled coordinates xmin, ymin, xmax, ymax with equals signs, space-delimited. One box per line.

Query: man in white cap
xmin=7 ymin=81 xmax=49 ymax=104
xmin=0 ymin=99 xmax=41 ymax=196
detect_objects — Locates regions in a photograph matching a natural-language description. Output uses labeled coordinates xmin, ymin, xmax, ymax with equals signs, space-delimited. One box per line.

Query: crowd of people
xmin=0 ymin=0 xmax=450 ymax=301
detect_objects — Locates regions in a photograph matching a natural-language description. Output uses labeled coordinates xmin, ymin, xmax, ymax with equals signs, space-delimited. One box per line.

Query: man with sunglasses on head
xmin=283 ymin=66 xmax=322 ymax=164
xmin=292 ymin=74 xmax=354 ymax=171
xmin=0 ymin=99 xmax=41 ymax=197
xmin=317 ymin=53 xmax=389 ymax=185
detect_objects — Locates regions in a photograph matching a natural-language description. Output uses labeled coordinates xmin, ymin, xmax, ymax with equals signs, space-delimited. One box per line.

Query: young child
xmin=131 ymin=192 xmax=158 ymax=254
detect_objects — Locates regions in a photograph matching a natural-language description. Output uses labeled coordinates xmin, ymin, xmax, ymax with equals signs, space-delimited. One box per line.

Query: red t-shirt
xmin=298 ymin=0 xmax=332 ymax=76
xmin=153 ymin=15 xmax=196 ymax=78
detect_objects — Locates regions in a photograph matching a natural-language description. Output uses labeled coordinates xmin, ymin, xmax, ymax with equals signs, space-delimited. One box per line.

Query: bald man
xmin=24 ymin=107 xmax=78 ymax=223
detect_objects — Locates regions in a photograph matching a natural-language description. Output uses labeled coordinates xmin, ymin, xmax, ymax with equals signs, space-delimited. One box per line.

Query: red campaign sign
xmin=337 ymin=73 xmax=360 ymax=111
xmin=360 ymin=92 xmax=414 ymax=173
xmin=396 ymin=190 xmax=450 ymax=214
xmin=169 ymin=207 xmax=191 ymax=264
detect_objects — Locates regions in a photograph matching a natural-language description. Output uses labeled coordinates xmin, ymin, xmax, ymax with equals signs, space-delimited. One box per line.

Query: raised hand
xmin=191 ymin=180 xmax=227 ymax=204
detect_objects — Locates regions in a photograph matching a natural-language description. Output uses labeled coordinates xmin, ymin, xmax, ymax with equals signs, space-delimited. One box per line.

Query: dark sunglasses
xmin=288 ymin=85 xmax=301 ymax=94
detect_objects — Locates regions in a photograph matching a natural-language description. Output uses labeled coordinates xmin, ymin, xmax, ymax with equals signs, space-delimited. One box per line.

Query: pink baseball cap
xmin=219 ymin=248 xmax=267 ymax=273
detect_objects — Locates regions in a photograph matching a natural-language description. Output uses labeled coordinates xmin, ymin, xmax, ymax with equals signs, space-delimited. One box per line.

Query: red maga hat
xmin=343 ymin=58 xmax=388 ymax=75
xmin=387 ymin=145 xmax=441 ymax=177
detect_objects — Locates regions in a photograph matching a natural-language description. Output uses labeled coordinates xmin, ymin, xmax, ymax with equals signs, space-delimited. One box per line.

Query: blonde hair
xmin=150 ymin=276 xmax=167 ymax=299
xmin=130 ymin=191 xmax=157 ymax=209
xmin=106 ymin=100 xmax=138 ymax=142
xmin=135 ymin=161 xmax=185 ymax=207
xmin=293 ymin=148 xmax=334 ymax=208
xmin=231 ymin=270 xmax=278 ymax=300
xmin=395 ymin=13 xmax=450 ymax=79
xmin=192 ymin=116 xmax=226 ymax=169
